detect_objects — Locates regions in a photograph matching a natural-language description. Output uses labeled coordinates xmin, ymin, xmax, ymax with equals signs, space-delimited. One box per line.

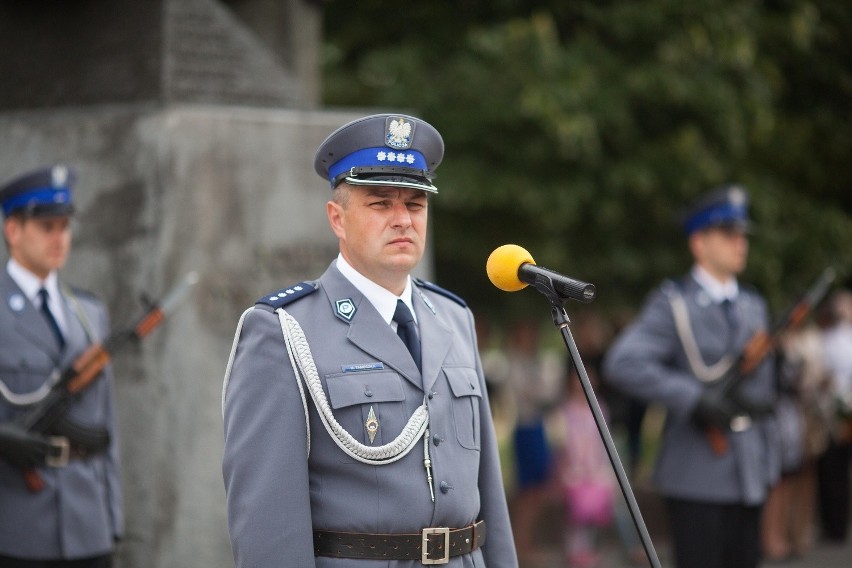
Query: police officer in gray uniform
xmin=222 ymin=114 xmax=518 ymax=567
xmin=0 ymin=166 xmax=123 ymax=567
xmin=603 ymin=186 xmax=779 ymax=568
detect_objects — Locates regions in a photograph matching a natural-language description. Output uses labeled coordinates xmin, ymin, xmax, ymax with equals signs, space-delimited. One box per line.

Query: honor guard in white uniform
xmin=603 ymin=186 xmax=779 ymax=568
xmin=222 ymin=114 xmax=518 ymax=567
xmin=0 ymin=166 xmax=123 ymax=567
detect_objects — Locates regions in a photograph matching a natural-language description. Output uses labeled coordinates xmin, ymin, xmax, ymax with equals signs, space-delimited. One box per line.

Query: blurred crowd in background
xmin=477 ymin=288 xmax=852 ymax=568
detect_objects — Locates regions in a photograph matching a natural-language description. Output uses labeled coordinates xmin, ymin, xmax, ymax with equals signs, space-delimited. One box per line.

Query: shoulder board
xmin=413 ymin=278 xmax=467 ymax=307
xmin=659 ymin=279 xmax=680 ymax=298
xmin=256 ymin=282 xmax=318 ymax=309
xmin=739 ymin=282 xmax=760 ymax=296
xmin=63 ymin=284 xmax=101 ymax=304
xmin=660 ymin=276 xmax=693 ymax=297
xmin=68 ymin=286 xmax=99 ymax=301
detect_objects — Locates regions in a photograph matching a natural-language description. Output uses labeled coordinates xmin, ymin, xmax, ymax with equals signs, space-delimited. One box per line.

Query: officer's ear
xmin=326 ymin=199 xmax=345 ymax=239
xmin=687 ymin=231 xmax=705 ymax=260
xmin=3 ymin=216 xmax=21 ymax=250
xmin=327 ymin=183 xmax=354 ymax=237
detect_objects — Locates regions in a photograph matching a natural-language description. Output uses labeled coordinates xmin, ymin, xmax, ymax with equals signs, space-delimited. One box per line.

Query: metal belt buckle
xmin=46 ymin=436 xmax=70 ymax=467
xmin=421 ymin=527 xmax=450 ymax=565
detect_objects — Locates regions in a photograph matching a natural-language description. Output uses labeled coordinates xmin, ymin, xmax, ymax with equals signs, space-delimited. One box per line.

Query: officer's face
xmin=4 ymin=215 xmax=72 ymax=279
xmin=690 ymin=226 xmax=748 ymax=280
xmin=327 ymin=184 xmax=428 ymax=294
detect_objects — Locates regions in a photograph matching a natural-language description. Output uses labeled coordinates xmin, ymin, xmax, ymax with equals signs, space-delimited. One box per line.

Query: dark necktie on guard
xmin=38 ymin=288 xmax=65 ymax=350
xmin=721 ymin=298 xmax=739 ymax=349
xmin=393 ymin=299 xmax=421 ymax=372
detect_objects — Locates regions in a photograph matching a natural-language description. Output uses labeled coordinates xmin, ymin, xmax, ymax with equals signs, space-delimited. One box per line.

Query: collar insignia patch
xmin=335 ymin=298 xmax=357 ymax=321
xmin=8 ymin=293 xmax=25 ymax=312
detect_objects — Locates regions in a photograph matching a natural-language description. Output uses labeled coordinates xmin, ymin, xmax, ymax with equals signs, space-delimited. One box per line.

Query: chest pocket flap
xmin=326 ymin=371 xmax=405 ymax=410
xmin=444 ymin=367 xmax=482 ymax=450
xmin=445 ymin=367 xmax=482 ymax=399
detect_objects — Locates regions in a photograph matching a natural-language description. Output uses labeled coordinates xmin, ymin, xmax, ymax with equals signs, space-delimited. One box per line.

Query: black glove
xmin=729 ymin=391 xmax=774 ymax=419
xmin=0 ymin=422 xmax=50 ymax=469
xmin=691 ymin=389 xmax=738 ymax=429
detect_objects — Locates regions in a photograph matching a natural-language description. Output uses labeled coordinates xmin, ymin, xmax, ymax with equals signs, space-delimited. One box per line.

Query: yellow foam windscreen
xmin=486 ymin=244 xmax=536 ymax=292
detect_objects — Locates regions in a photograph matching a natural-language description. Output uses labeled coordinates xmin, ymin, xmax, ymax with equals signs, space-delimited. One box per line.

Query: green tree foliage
xmin=322 ymin=0 xmax=851 ymax=321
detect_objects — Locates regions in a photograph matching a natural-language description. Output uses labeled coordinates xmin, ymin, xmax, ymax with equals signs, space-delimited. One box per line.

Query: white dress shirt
xmin=6 ymin=258 xmax=68 ymax=335
xmin=335 ymin=254 xmax=418 ymax=331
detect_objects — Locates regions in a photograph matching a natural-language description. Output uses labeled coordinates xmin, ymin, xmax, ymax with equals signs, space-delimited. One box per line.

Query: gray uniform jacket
xmin=0 ymin=269 xmax=123 ymax=559
xmin=602 ymin=274 xmax=779 ymax=506
xmin=222 ymin=263 xmax=517 ymax=568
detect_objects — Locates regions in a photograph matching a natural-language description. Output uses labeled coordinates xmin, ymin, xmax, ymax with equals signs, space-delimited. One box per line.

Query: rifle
xmin=17 ymin=271 xmax=199 ymax=491
xmin=704 ymin=266 xmax=836 ymax=455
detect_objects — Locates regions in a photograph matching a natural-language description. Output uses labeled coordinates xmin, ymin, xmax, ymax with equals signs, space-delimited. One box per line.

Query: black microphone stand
xmin=536 ymin=283 xmax=662 ymax=568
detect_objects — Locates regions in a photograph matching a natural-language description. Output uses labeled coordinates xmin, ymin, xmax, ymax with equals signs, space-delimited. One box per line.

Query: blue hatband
xmin=327 ymin=147 xmax=429 ymax=188
xmin=684 ymin=202 xmax=748 ymax=234
xmin=1 ymin=186 xmax=72 ymax=217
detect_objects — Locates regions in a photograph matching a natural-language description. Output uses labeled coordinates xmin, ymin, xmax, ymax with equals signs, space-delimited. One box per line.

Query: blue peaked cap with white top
xmin=0 ymin=164 xmax=75 ymax=219
xmin=681 ymin=184 xmax=752 ymax=235
xmin=314 ymin=114 xmax=444 ymax=193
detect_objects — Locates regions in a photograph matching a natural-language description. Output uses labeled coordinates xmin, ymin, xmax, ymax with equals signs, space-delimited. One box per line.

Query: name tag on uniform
xmin=342 ymin=362 xmax=385 ymax=373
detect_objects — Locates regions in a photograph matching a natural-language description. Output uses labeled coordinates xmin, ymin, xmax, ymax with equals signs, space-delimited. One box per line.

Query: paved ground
xmin=515 ymin=482 xmax=852 ymax=568
xmin=525 ymin=531 xmax=852 ymax=568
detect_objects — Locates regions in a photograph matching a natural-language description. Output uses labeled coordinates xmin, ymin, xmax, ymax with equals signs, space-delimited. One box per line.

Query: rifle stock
xmin=706 ymin=425 xmax=729 ymax=455
xmin=705 ymin=267 xmax=836 ymax=455
xmin=18 ymin=271 xmax=198 ymax=491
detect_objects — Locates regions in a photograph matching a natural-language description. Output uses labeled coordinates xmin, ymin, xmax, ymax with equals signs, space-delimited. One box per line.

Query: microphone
xmin=486 ymin=244 xmax=596 ymax=303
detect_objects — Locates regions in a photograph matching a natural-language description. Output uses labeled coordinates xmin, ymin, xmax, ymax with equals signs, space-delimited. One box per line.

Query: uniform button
xmin=469 ymin=383 xmax=475 ymax=390
xmin=440 ymin=481 xmax=452 ymax=494
xmin=364 ymin=389 xmax=373 ymax=397
xmin=432 ymin=434 xmax=443 ymax=446
xmin=428 ymin=391 xmax=436 ymax=399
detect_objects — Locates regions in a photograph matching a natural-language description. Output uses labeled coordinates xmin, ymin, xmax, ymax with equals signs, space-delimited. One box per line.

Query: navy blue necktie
xmin=393 ymin=300 xmax=421 ymax=372
xmin=722 ymin=298 xmax=738 ymax=349
xmin=39 ymin=288 xmax=65 ymax=350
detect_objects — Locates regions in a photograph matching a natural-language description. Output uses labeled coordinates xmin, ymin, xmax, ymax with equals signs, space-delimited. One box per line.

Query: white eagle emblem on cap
xmin=51 ymin=165 xmax=69 ymax=187
xmin=386 ymin=118 xmax=413 ymax=149
xmin=728 ymin=186 xmax=746 ymax=206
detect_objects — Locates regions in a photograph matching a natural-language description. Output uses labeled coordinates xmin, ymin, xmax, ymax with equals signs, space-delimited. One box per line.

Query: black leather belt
xmin=44 ymin=416 xmax=110 ymax=466
xmin=313 ymin=519 xmax=486 ymax=565
xmin=45 ymin=435 xmax=107 ymax=467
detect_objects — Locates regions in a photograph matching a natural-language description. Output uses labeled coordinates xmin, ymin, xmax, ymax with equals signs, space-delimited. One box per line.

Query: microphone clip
xmin=518 ymin=263 xmax=597 ymax=304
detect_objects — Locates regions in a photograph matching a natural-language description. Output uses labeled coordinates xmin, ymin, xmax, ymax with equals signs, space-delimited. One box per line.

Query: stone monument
xmin=0 ymin=1 xmax=405 ymax=566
